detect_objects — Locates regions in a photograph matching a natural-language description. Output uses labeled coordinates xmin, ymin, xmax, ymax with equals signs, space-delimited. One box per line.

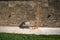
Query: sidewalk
xmin=0 ymin=26 xmax=60 ymax=35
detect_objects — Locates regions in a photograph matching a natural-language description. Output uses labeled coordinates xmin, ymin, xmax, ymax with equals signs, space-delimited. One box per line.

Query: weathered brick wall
xmin=41 ymin=0 xmax=60 ymax=27
xmin=0 ymin=0 xmax=60 ymax=27
xmin=0 ymin=1 xmax=38 ymax=26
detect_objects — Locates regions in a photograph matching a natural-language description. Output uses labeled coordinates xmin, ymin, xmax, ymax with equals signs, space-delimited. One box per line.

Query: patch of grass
xmin=0 ymin=33 xmax=60 ymax=40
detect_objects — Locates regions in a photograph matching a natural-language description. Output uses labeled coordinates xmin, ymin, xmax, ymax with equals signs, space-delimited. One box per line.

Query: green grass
xmin=0 ymin=33 xmax=60 ymax=40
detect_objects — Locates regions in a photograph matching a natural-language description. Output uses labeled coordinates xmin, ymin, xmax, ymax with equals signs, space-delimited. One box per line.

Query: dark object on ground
xmin=19 ymin=21 xmax=29 ymax=28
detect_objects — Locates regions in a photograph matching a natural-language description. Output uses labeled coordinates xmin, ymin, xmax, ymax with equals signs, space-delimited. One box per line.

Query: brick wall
xmin=0 ymin=0 xmax=60 ymax=27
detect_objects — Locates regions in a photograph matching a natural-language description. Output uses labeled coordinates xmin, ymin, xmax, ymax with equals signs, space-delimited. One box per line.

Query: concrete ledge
xmin=0 ymin=26 xmax=60 ymax=35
